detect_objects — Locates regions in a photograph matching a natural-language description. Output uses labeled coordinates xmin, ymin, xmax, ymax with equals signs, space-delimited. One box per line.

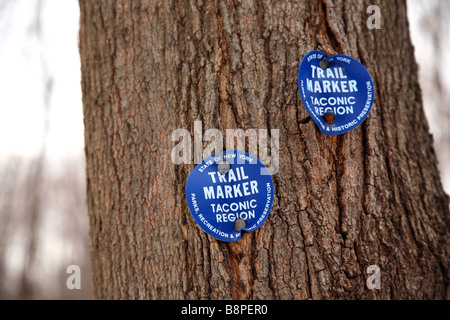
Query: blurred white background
xmin=0 ymin=0 xmax=89 ymax=299
xmin=0 ymin=0 xmax=448 ymax=299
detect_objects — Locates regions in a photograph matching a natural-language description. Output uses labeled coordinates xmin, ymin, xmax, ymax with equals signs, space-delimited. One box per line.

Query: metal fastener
xmin=323 ymin=112 xmax=336 ymax=125
xmin=234 ymin=218 xmax=246 ymax=232
xmin=319 ymin=57 xmax=330 ymax=69
xmin=217 ymin=160 xmax=230 ymax=175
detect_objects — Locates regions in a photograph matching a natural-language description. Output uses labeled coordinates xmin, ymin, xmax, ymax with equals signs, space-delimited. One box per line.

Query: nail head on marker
xmin=217 ymin=160 xmax=230 ymax=175
xmin=323 ymin=112 xmax=336 ymax=125
xmin=319 ymin=57 xmax=330 ymax=69
xmin=234 ymin=218 xmax=246 ymax=232
xmin=186 ymin=150 xmax=274 ymax=242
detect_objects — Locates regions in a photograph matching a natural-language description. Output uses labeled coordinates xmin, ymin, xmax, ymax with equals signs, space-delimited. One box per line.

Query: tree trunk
xmin=79 ymin=0 xmax=449 ymax=299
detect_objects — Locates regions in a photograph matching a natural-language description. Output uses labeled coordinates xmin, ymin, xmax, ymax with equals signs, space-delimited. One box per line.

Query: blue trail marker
xmin=185 ymin=150 xmax=274 ymax=242
xmin=298 ymin=50 xmax=375 ymax=135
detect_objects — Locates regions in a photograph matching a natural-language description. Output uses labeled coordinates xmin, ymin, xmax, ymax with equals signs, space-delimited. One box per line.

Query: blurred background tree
xmin=0 ymin=0 xmax=90 ymax=299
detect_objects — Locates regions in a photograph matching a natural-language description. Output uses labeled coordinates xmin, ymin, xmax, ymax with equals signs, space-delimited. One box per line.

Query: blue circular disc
xmin=185 ymin=150 xmax=274 ymax=242
xmin=298 ymin=50 xmax=375 ymax=135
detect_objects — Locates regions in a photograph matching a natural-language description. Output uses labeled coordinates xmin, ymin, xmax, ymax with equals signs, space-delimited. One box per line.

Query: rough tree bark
xmin=79 ymin=0 xmax=449 ymax=299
